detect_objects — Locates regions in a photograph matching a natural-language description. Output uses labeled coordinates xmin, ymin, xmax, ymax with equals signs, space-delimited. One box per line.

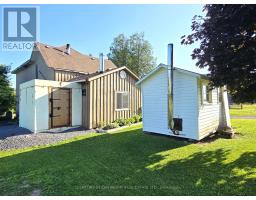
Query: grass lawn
xmin=0 ymin=119 xmax=256 ymax=195
xmin=230 ymin=104 xmax=256 ymax=116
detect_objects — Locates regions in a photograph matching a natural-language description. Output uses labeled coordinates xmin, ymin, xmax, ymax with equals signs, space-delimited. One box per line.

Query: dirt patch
xmin=198 ymin=131 xmax=237 ymax=144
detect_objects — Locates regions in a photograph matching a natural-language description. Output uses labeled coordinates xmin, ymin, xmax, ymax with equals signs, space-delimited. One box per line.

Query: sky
xmin=0 ymin=4 xmax=207 ymax=88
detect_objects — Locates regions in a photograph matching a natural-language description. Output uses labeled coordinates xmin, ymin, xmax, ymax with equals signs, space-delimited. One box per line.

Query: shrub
xmin=133 ymin=114 xmax=142 ymax=123
xmin=113 ymin=118 xmax=127 ymax=126
xmin=5 ymin=111 xmax=13 ymax=120
xmin=128 ymin=117 xmax=135 ymax=124
xmin=97 ymin=121 xmax=106 ymax=129
xmin=114 ymin=115 xmax=142 ymax=127
xmin=103 ymin=122 xmax=119 ymax=130
xmin=124 ymin=118 xmax=132 ymax=126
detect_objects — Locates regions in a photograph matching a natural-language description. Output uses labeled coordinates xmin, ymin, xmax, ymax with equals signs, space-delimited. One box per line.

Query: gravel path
xmin=0 ymin=125 xmax=96 ymax=151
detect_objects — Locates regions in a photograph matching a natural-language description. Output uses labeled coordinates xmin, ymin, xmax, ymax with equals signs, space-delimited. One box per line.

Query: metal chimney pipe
xmin=66 ymin=44 xmax=71 ymax=55
xmin=167 ymin=43 xmax=173 ymax=66
xmin=167 ymin=43 xmax=174 ymax=130
xmin=99 ymin=53 xmax=105 ymax=73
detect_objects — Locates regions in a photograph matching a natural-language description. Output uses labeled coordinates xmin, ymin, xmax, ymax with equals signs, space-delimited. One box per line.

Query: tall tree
xmin=181 ymin=5 xmax=256 ymax=103
xmin=108 ymin=32 xmax=156 ymax=77
xmin=0 ymin=64 xmax=15 ymax=115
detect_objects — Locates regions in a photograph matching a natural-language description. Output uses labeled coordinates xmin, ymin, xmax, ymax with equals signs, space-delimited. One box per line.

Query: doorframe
xmin=49 ymin=87 xmax=72 ymax=129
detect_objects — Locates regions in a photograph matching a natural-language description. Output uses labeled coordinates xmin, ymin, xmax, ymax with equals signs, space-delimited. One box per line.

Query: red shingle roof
xmin=13 ymin=42 xmax=117 ymax=74
xmin=36 ymin=42 xmax=117 ymax=73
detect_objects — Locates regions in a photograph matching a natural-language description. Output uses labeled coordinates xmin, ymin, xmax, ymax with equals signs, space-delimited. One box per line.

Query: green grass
xmin=230 ymin=104 xmax=256 ymax=116
xmin=0 ymin=120 xmax=256 ymax=195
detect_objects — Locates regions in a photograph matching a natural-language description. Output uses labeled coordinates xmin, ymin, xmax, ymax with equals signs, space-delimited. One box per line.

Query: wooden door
xmin=49 ymin=88 xmax=71 ymax=128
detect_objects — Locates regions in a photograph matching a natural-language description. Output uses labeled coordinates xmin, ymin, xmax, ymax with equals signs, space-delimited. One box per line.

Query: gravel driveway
xmin=0 ymin=123 xmax=32 ymax=137
xmin=0 ymin=125 xmax=96 ymax=151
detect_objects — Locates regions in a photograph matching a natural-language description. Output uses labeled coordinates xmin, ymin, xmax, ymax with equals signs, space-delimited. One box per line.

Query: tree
xmin=181 ymin=5 xmax=256 ymax=103
xmin=0 ymin=64 xmax=15 ymax=116
xmin=108 ymin=32 xmax=156 ymax=77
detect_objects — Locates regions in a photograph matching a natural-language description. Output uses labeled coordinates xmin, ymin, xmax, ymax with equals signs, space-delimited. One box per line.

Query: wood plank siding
xmin=49 ymin=88 xmax=72 ymax=128
xmin=82 ymin=68 xmax=141 ymax=129
xmin=54 ymin=70 xmax=83 ymax=82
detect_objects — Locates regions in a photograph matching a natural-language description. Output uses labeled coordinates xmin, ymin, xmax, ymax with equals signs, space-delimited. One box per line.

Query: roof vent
xmin=99 ymin=53 xmax=105 ymax=73
xmin=66 ymin=44 xmax=71 ymax=55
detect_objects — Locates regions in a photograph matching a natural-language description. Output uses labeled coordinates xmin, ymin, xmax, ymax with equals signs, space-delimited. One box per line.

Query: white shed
xmin=136 ymin=64 xmax=231 ymax=140
xmin=19 ymin=79 xmax=82 ymax=133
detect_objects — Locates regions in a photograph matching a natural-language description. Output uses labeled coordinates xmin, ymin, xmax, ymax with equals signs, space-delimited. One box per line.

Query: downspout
xmin=167 ymin=44 xmax=174 ymax=131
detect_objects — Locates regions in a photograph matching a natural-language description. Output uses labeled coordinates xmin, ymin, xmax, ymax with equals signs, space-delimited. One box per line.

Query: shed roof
xmin=68 ymin=66 xmax=139 ymax=82
xmin=136 ymin=64 xmax=208 ymax=86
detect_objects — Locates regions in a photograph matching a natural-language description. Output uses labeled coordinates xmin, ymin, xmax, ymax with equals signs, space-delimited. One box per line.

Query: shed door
xmin=50 ymin=88 xmax=71 ymax=128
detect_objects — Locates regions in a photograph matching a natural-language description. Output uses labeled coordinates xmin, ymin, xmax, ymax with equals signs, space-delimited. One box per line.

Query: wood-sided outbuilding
xmin=70 ymin=66 xmax=142 ymax=129
xmin=136 ymin=64 xmax=231 ymax=140
xmin=19 ymin=66 xmax=141 ymax=132
xmin=14 ymin=42 xmax=142 ymax=132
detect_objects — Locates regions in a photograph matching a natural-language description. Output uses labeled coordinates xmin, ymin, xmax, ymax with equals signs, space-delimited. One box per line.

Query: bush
xmin=133 ymin=114 xmax=142 ymax=123
xmin=123 ymin=118 xmax=132 ymax=126
xmin=128 ymin=117 xmax=135 ymax=124
xmin=114 ymin=115 xmax=142 ymax=127
xmin=0 ymin=65 xmax=16 ymax=116
xmin=97 ymin=121 xmax=106 ymax=129
xmin=113 ymin=118 xmax=127 ymax=126
xmin=5 ymin=111 xmax=13 ymax=120
xmin=103 ymin=122 xmax=120 ymax=130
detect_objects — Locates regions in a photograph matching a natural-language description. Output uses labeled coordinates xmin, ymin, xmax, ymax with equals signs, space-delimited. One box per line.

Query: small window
xmin=82 ymin=89 xmax=86 ymax=96
xmin=116 ymin=92 xmax=129 ymax=110
xmin=202 ymin=85 xmax=212 ymax=103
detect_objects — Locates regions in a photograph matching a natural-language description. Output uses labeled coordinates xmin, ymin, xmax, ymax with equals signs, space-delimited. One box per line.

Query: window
xmin=82 ymin=89 xmax=86 ymax=96
xmin=116 ymin=92 xmax=129 ymax=110
xmin=202 ymin=85 xmax=212 ymax=103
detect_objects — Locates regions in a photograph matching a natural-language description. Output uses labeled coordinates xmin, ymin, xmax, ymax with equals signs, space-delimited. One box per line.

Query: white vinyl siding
xmin=139 ymin=65 xmax=230 ymax=141
xmin=142 ymin=68 xmax=168 ymax=135
xmin=141 ymin=68 xmax=198 ymax=139
xmin=173 ymin=71 xmax=198 ymax=140
xmin=198 ymin=83 xmax=221 ymax=139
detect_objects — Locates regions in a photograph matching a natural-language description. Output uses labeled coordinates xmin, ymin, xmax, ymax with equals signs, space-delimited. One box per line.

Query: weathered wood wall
xmin=82 ymin=69 xmax=141 ymax=129
xmin=82 ymin=82 xmax=90 ymax=129
xmin=48 ymin=87 xmax=72 ymax=129
xmin=54 ymin=70 xmax=83 ymax=82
